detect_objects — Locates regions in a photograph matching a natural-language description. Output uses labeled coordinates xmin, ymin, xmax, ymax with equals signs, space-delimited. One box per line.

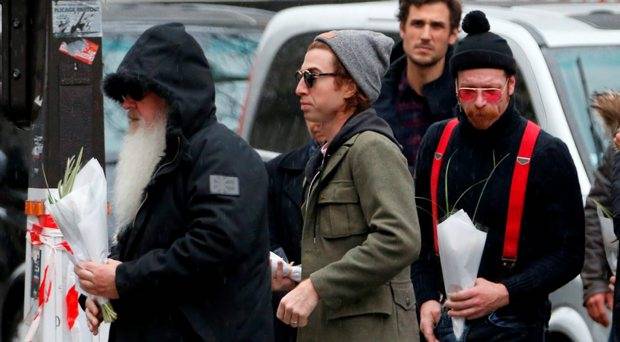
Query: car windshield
xmin=103 ymin=25 xmax=261 ymax=161
xmin=543 ymin=45 xmax=620 ymax=177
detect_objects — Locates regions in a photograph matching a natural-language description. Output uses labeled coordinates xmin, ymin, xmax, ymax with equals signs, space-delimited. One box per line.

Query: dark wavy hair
xmin=397 ymin=0 xmax=462 ymax=31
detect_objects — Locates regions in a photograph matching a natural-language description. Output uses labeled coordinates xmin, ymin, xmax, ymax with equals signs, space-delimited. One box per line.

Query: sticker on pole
xmin=52 ymin=0 xmax=103 ymax=38
xmin=59 ymin=39 xmax=99 ymax=65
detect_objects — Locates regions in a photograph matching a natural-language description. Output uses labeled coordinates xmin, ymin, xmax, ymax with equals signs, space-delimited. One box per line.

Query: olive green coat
xmin=298 ymin=131 xmax=421 ymax=342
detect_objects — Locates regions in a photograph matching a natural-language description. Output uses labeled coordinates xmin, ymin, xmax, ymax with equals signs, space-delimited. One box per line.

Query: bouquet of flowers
xmin=432 ymin=153 xmax=504 ymax=340
xmin=269 ymin=251 xmax=301 ymax=282
xmin=438 ymin=209 xmax=487 ymax=340
xmin=45 ymin=149 xmax=117 ymax=322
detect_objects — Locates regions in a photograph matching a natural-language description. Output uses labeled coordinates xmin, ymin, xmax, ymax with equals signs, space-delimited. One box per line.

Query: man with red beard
xmin=412 ymin=11 xmax=584 ymax=341
xmin=74 ymin=23 xmax=273 ymax=341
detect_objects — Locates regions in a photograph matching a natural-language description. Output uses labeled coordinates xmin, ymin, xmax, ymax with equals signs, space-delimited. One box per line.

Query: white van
xmin=239 ymin=1 xmax=620 ymax=341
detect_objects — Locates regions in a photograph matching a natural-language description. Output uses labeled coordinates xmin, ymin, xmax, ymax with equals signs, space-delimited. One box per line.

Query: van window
xmin=514 ymin=68 xmax=536 ymax=124
xmin=250 ymin=31 xmax=400 ymax=153
xmin=544 ymin=45 xmax=620 ymax=174
xmin=249 ymin=32 xmax=316 ymax=153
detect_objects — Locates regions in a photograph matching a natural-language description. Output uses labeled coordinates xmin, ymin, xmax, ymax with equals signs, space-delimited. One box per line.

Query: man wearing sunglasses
xmin=412 ymin=11 xmax=584 ymax=341
xmin=276 ymin=30 xmax=421 ymax=341
xmin=374 ymin=0 xmax=462 ymax=176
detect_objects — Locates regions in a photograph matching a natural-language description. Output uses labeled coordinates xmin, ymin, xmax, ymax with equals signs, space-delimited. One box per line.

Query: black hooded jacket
xmin=412 ymin=101 xmax=584 ymax=322
xmin=103 ymin=23 xmax=272 ymax=341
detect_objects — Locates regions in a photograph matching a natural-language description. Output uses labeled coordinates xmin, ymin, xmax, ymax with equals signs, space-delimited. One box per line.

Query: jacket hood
xmin=326 ymin=108 xmax=399 ymax=156
xmin=304 ymin=108 xmax=399 ymax=183
xmin=103 ymin=23 xmax=216 ymax=138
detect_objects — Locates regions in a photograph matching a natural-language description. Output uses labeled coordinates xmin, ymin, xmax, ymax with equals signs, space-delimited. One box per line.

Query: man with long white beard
xmin=112 ymin=104 xmax=167 ymax=235
xmin=73 ymin=23 xmax=273 ymax=341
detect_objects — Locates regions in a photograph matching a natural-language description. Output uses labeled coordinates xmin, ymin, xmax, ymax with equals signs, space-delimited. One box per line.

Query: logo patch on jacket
xmin=209 ymin=175 xmax=240 ymax=196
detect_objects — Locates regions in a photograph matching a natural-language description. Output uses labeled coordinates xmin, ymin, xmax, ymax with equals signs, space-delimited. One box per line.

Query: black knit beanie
xmin=450 ymin=10 xmax=516 ymax=77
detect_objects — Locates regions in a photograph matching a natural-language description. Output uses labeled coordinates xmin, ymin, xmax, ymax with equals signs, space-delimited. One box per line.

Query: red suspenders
xmin=430 ymin=119 xmax=541 ymax=265
xmin=430 ymin=118 xmax=459 ymax=254
xmin=502 ymin=121 xmax=540 ymax=264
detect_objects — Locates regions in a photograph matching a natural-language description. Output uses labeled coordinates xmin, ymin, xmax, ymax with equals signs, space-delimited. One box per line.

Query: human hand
xmin=419 ymin=300 xmax=441 ymax=342
xmin=277 ymin=279 xmax=319 ymax=328
xmin=272 ymin=261 xmax=297 ymax=292
xmin=445 ymin=278 xmax=509 ymax=319
xmin=75 ymin=259 xmax=122 ymax=299
xmin=585 ymin=292 xmax=613 ymax=327
xmin=85 ymin=297 xmax=103 ymax=335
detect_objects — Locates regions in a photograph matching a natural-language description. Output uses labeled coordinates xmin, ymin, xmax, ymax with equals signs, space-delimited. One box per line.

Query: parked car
xmin=0 ymin=2 xmax=273 ymax=340
xmin=238 ymin=1 xmax=620 ymax=341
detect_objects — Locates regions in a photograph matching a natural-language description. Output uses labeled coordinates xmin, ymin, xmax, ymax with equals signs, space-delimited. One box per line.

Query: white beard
xmin=112 ymin=114 xmax=167 ymax=238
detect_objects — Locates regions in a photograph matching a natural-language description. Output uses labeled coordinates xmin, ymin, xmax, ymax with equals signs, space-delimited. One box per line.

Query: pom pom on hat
xmin=449 ymin=10 xmax=516 ymax=76
xmin=462 ymin=10 xmax=490 ymax=35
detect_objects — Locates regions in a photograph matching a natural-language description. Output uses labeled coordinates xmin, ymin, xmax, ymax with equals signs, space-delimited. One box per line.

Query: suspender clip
xmin=501 ymin=258 xmax=516 ymax=271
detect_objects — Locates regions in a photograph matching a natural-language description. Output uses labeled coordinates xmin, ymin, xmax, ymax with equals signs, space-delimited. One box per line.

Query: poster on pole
xmin=52 ymin=1 xmax=102 ymax=38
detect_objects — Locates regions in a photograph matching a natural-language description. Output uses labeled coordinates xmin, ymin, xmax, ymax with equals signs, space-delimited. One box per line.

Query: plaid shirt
xmin=394 ymin=71 xmax=434 ymax=167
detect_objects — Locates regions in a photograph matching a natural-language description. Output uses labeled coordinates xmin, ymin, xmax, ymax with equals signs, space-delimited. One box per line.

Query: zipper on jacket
xmin=132 ymin=137 xmax=181 ymax=227
xmin=305 ymin=156 xmax=326 ymax=244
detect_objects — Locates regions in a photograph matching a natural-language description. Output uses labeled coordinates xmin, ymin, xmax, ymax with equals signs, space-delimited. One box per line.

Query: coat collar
xmin=320 ymin=136 xmax=357 ymax=184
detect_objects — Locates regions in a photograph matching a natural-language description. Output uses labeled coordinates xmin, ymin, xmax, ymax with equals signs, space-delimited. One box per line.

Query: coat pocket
xmin=390 ymin=281 xmax=419 ymax=339
xmin=317 ymin=182 xmax=367 ymax=238
xmin=325 ymin=284 xmax=393 ymax=320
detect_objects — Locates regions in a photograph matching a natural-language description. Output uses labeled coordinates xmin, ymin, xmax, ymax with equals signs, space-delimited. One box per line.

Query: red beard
xmin=465 ymin=105 xmax=502 ymax=130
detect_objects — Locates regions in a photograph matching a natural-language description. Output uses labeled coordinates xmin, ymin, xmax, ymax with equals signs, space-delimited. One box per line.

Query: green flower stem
xmin=101 ymin=302 xmax=118 ymax=323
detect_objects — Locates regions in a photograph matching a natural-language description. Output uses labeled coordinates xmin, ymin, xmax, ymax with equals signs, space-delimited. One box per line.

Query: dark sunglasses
xmin=121 ymin=87 xmax=145 ymax=102
xmin=295 ymin=70 xmax=340 ymax=88
xmin=118 ymin=79 xmax=148 ymax=102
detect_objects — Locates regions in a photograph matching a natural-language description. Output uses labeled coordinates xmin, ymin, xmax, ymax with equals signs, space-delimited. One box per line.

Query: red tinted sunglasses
xmin=457 ymin=79 xmax=508 ymax=104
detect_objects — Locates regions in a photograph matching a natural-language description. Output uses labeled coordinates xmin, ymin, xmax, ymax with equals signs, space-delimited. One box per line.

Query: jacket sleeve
xmin=410 ymin=124 xmax=444 ymax=306
xmin=309 ymin=133 xmax=421 ymax=308
xmin=114 ymin=142 xmax=268 ymax=298
xmin=581 ymin=144 xmax=614 ymax=303
xmin=265 ymin=157 xmax=284 ymax=252
xmin=500 ymin=139 xmax=585 ymax=301
xmin=613 ymin=149 xmax=620 ymax=239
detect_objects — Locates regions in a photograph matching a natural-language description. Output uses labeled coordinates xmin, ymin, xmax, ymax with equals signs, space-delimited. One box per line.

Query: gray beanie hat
xmin=314 ymin=30 xmax=393 ymax=103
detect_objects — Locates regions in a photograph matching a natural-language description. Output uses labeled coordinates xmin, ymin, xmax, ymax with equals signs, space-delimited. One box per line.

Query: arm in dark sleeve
xmin=108 ymin=243 xmax=120 ymax=260
xmin=612 ymin=149 xmax=620 ymax=238
xmin=411 ymin=124 xmax=444 ymax=306
xmin=114 ymin=144 xmax=268 ymax=298
xmin=265 ymin=157 xmax=284 ymax=252
xmin=501 ymin=139 xmax=585 ymax=300
xmin=582 ymin=144 xmax=614 ymax=302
